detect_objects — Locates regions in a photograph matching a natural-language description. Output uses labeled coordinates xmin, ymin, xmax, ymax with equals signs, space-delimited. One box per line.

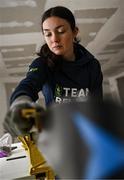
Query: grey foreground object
xmin=38 ymin=99 xmax=124 ymax=179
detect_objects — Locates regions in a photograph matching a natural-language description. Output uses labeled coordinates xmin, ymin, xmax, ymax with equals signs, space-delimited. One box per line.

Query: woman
xmin=4 ymin=6 xmax=103 ymax=136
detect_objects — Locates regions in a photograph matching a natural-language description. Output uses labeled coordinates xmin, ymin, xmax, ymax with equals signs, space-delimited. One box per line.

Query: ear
xmin=74 ymin=27 xmax=79 ymax=37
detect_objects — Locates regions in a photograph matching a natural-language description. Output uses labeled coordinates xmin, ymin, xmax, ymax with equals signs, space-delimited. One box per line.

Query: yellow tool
xmin=18 ymin=108 xmax=55 ymax=180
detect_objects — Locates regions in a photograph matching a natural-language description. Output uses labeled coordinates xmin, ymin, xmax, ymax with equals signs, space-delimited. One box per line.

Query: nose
xmin=51 ymin=33 xmax=59 ymax=43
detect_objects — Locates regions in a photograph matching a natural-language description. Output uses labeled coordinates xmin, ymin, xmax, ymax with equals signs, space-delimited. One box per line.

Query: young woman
xmin=4 ymin=6 xmax=103 ymax=136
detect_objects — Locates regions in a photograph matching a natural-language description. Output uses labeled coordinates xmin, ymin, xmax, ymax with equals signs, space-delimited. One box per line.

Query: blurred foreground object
xmin=3 ymin=101 xmax=46 ymax=138
xmin=38 ymin=99 xmax=124 ymax=179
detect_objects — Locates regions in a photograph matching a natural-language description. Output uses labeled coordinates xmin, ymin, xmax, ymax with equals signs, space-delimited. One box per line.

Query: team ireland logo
xmin=55 ymin=84 xmax=63 ymax=97
xmin=55 ymin=85 xmax=89 ymax=103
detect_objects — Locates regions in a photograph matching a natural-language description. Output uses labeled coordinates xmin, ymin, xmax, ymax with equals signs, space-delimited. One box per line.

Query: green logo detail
xmin=55 ymin=84 xmax=62 ymax=97
xmin=29 ymin=68 xmax=38 ymax=72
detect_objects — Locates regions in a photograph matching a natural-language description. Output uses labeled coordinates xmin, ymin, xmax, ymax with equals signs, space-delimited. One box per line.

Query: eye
xmin=44 ymin=32 xmax=51 ymax=37
xmin=57 ymin=28 xmax=65 ymax=34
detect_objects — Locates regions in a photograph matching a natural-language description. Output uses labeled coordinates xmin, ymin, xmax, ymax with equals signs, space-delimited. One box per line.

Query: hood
xmin=62 ymin=43 xmax=95 ymax=67
xmin=74 ymin=43 xmax=95 ymax=65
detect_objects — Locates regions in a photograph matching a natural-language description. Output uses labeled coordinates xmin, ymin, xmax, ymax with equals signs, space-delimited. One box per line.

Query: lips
xmin=52 ymin=45 xmax=62 ymax=49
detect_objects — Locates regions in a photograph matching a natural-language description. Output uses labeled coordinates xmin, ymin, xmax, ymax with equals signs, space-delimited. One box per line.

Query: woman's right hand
xmin=3 ymin=101 xmax=46 ymax=137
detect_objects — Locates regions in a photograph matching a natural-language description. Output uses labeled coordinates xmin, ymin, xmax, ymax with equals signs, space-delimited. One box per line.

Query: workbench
xmin=0 ymin=142 xmax=35 ymax=180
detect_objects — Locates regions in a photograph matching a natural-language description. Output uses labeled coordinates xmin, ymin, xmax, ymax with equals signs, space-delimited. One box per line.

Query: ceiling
xmin=0 ymin=0 xmax=124 ymax=98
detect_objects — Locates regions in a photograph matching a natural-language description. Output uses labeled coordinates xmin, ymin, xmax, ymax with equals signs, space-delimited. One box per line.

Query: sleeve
xmin=10 ymin=57 xmax=47 ymax=104
xmin=89 ymin=58 xmax=103 ymax=100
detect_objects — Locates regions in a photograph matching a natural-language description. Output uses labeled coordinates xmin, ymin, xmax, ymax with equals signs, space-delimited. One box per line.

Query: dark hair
xmin=37 ymin=6 xmax=79 ymax=69
xmin=41 ymin=6 xmax=76 ymax=31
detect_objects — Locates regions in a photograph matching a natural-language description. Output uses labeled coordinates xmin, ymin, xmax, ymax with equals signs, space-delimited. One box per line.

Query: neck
xmin=64 ymin=52 xmax=75 ymax=62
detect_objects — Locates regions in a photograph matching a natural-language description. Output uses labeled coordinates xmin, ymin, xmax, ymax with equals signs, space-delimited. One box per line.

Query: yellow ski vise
xmin=18 ymin=134 xmax=55 ymax=179
xmin=18 ymin=108 xmax=55 ymax=179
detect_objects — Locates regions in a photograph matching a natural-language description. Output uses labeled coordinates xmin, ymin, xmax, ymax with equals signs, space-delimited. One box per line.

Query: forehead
xmin=42 ymin=16 xmax=70 ymax=30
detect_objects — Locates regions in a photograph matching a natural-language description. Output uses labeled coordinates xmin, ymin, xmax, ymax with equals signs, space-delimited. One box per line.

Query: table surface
xmin=0 ymin=142 xmax=31 ymax=180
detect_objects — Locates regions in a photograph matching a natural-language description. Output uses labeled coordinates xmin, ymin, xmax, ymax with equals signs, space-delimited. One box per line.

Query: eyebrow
xmin=43 ymin=25 xmax=65 ymax=32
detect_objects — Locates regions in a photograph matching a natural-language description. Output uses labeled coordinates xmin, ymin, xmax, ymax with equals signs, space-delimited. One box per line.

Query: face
xmin=42 ymin=16 xmax=78 ymax=61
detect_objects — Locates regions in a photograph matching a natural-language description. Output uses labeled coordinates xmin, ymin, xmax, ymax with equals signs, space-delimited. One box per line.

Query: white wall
xmin=0 ymin=83 xmax=8 ymax=137
xmin=108 ymin=72 xmax=124 ymax=105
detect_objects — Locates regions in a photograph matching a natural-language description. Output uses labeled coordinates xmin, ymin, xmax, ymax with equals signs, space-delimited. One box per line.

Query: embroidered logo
xmin=55 ymin=84 xmax=63 ymax=97
xmin=55 ymin=85 xmax=89 ymax=103
xmin=29 ymin=67 xmax=38 ymax=72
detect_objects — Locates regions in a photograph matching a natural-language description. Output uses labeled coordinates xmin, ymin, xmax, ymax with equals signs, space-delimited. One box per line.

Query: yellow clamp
xmin=18 ymin=108 xmax=55 ymax=179
xmin=18 ymin=134 xmax=55 ymax=180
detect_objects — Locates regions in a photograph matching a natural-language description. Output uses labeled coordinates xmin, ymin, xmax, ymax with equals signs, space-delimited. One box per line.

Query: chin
xmin=53 ymin=50 xmax=63 ymax=56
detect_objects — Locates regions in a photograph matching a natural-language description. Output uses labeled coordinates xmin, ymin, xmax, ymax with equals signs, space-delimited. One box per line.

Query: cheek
xmin=44 ymin=37 xmax=50 ymax=45
xmin=63 ymin=33 xmax=74 ymax=44
xmin=44 ymin=38 xmax=52 ymax=49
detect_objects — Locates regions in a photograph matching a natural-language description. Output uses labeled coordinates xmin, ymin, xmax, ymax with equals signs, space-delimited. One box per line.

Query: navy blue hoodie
xmin=10 ymin=44 xmax=103 ymax=105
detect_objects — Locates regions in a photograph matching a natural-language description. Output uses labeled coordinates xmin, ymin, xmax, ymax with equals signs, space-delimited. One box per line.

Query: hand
xmin=3 ymin=102 xmax=46 ymax=137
